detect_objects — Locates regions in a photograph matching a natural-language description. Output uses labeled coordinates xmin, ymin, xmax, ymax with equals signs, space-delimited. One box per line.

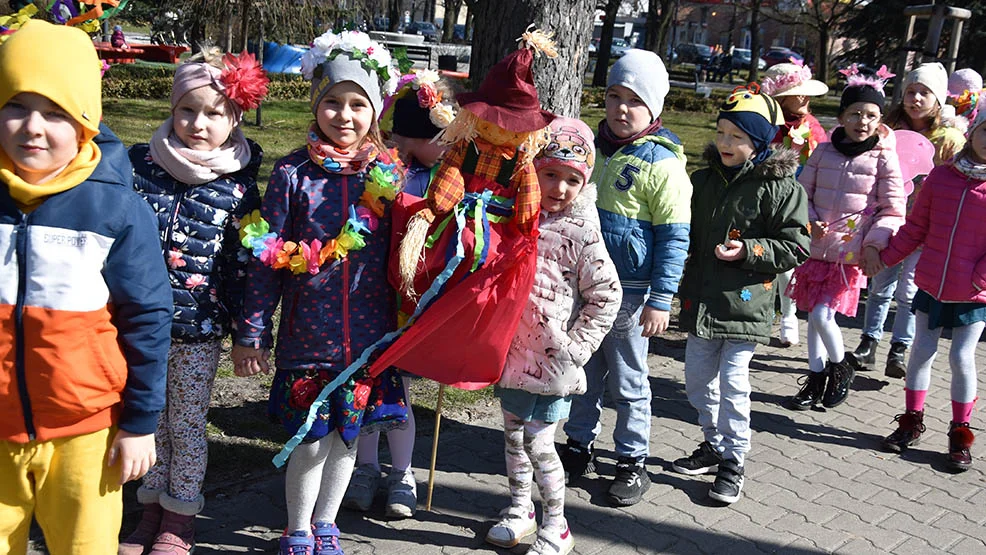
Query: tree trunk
xmin=388 ymin=0 xmax=402 ymax=31
xmin=646 ymin=0 xmax=674 ymax=59
xmin=224 ymin=5 xmax=235 ymax=52
xmin=240 ymin=0 xmax=251 ymax=53
xmin=816 ymin=26 xmax=830 ymax=83
xmin=592 ymin=0 xmax=620 ymax=88
xmin=470 ymin=0 xmax=595 ymax=118
xmin=747 ymin=0 xmax=761 ymax=83
xmin=441 ymin=0 xmax=461 ymax=42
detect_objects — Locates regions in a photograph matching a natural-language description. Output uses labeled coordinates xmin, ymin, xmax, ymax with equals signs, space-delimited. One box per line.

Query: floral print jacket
xmin=130 ymin=140 xmax=262 ymax=343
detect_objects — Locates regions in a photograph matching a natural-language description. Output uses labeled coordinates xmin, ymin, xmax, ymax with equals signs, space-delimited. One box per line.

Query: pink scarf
xmin=306 ymin=124 xmax=378 ymax=175
xmin=149 ymin=117 xmax=252 ymax=185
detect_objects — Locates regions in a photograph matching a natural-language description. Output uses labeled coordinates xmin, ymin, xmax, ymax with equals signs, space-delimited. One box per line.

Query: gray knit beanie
xmin=607 ymin=49 xmax=670 ymax=122
xmin=310 ymin=53 xmax=382 ymax=117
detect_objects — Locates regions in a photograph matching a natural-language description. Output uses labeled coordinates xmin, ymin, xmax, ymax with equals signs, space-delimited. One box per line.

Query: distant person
xmin=785 ymin=68 xmax=906 ymax=411
xmin=760 ymin=62 xmax=830 ymax=347
xmin=559 ymin=49 xmax=691 ymax=507
xmin=118 ymin=48 xmax=268 ymax=555
xmin=0 ymin=21 xmax=171 ymax=554
xmin=111 ymin=24 xmax=129 ymax=49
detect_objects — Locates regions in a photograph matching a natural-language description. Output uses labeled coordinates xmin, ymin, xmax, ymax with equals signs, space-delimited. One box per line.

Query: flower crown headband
xmin=761 ymin=59 xmax=812 ymax=96
xmin=300 ymin=30 xmax=412 ymax=96
xmin=382 ymin=70 xmax=457 ymax=131
xmin=838 ymin=63 xmax=896 ymax=93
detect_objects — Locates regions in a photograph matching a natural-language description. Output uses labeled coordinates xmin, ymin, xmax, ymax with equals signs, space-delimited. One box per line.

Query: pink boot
xmin=146 ymin=493 xmax=203 ymax=555
xmin=119 ymin=489 xmax=163 ymax=555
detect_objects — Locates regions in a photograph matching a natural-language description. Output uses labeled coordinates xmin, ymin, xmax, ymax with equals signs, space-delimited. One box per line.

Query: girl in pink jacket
xmin=786 ymin=73 xmax=907 ymax=412
xmin=877 ymin=108 xmax=986 ymax=471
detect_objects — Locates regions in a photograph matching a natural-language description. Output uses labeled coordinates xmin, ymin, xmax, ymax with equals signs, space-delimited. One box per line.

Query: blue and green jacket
xmin=594 ymin=133 xmax=692 ymax=311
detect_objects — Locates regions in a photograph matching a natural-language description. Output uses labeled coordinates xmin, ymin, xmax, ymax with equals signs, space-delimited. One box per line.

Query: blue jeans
xmin=684 ymin=334 xmax=756 ymax=466
xmin=564 ymin=293 xmax=651 ymax=460
xmin=862 ymin=251 xmax=920 ymax=346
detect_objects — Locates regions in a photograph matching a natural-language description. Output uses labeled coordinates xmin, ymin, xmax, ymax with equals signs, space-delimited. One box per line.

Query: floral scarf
xmin=955 ymin=154 xmax=986 ymax=181
xmin=306 ymin=124 xmax=378 ymax=174
xmin=148 ymin=117 xmax=252 ymax=185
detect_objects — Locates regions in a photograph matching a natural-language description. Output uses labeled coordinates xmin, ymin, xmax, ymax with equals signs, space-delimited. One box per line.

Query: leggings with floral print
xmin=502 ymin=409 xmax=567 ymax=531
xmin=142 ymin=341 xmax=221 ymax=503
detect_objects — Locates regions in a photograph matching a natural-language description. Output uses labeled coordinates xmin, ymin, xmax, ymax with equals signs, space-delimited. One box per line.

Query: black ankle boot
xmin=822 ymin=353 xmax=859 ymax=408
xmin=885 ymin=342 xmax=907 ymax=379
xmin=854 ymin=336 xmax=878 ymax=366
xmin=789 ymin=370 xmax=827 ymax=411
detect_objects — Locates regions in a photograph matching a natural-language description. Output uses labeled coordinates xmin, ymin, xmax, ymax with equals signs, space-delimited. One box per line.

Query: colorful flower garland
xmin=238 ymin=159 xmax=402 ymax=275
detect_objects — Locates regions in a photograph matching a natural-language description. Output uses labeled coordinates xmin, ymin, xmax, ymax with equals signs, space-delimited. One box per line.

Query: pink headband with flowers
xmin=761 ymin=62 xmax=813 ymax=96
xmin=171 ymin=50 xmax=269 ymax=121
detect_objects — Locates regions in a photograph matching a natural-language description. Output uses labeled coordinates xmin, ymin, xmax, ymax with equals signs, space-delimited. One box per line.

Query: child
xmin=761 ymin=62 xmax=830 ymax=347
xmin=674 ymin=86 xmax=809 ymax=504
xmin=786 ymin=70 xmax=907 ymax=411
xmin=230 ymin=30 xmax=408 ymax=555
xmin=877 ymin=108 xmax=986 ymax=471
xmin=0 ymin=20 xmax=172 ymax=554
xmin=119 ymin=49 xmax=267 ymax=554
xmin=111 ymin=24 xmax=129 ymax=49
xmin=342 ymin=71 xmax=455 ymax=519
xmin=855 ymin=62 xmax=966 ymax=378
xmin=486 ymin=117 xmax=620 ymax=554
xmin=560 ymin=49 xmax=692 ymax=507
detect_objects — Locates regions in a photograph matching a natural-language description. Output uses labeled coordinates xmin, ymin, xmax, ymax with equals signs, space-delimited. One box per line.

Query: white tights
xmin=806 ymin=302 xmax=845 ymax=373
xmin=284 ymin=432 xmax=357 ymax=533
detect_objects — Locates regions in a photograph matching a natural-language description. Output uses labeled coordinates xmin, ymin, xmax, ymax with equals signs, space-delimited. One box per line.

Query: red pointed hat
xmin=457 ymin=47 xmax=556 ymax=133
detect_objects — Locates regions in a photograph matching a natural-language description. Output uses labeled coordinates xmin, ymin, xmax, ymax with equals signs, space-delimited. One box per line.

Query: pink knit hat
xmin=534 ymin=117 xmax=596 ymax=184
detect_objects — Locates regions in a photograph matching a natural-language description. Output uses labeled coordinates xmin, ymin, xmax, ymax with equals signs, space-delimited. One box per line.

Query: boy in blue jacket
xmin=560 ymin=49 xmax=692 ymax=506
xmin=0 ymin=21 xmax=171 ymax=554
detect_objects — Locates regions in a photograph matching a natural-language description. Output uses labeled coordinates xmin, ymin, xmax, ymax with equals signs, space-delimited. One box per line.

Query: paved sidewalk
xmin=30 ymin=313 xmax=986 ymax=554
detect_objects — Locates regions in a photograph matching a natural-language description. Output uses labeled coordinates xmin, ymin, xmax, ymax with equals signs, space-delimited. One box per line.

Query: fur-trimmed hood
xmin=701 ymin=143 xmax=801 ymax=181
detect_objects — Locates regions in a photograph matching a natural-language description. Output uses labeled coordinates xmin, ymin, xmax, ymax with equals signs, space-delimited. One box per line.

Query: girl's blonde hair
xmin=884 ymin=98 xmax=943 ymax=131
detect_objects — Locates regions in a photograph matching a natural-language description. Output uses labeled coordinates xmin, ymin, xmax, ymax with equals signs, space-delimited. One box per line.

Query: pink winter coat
xmin=798 ymin=124 xmax=907 ymax=264
xmin=498 ymin=183 xmax=622 ymax=397
xmin=881 ymin=162 xmax=986 ymax=303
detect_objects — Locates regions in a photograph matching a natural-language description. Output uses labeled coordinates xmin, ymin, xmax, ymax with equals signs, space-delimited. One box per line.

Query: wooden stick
xmin=426 ymin=383 xmax=446 ymax=511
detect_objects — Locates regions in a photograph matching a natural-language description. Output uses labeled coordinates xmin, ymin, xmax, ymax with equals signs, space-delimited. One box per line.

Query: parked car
xmin=405 ymin=21 xmax=438 ymax=42
xmin=589 ymin=37 xmax=631 ymax=58
xmin=763 ymin=47 xmax=804 ymax=68
xmin=676 ymin=43 xmax=713 ymax=66
xmin=731 ymin=48 xmax=767 ymax=71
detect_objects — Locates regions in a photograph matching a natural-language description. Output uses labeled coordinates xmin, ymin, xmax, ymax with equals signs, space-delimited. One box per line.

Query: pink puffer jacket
xmin=882 ymin=162 xmax=986 ymax=303
xmin=798 ymin=124 xmax=907 ymax=264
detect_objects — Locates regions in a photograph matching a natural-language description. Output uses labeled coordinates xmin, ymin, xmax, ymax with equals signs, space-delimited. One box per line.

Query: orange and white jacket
xmin=0 ymin=126 xmax=172 ymax=443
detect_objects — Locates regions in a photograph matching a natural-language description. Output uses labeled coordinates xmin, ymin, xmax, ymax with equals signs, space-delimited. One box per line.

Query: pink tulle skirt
xmin=786 ymin=259 xmax=865 ymax=317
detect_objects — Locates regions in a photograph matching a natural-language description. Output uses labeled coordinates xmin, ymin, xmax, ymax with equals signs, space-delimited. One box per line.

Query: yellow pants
xmin=0 ymin=428 xmax=122 ymax=555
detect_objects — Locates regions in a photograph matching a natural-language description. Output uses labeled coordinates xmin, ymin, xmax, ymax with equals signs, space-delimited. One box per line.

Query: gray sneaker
xmin=342 ymin=464 xmax=381 ymax=512
xmin=384 ymin=468 xmax=417 ymax=518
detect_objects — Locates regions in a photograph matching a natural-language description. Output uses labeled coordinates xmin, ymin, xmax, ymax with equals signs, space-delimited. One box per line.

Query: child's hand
xmin=861 ymin=246 xmax=885 ymax=277
xmin=810 ymin=221 xmax=828 ymax=240
xmin=232 ymin=345 xmax=270 ymax=377
xmin=108 ymin=430 xmax=156 ymax=485
xmin=640 ymin=307 xmax=670 ymax=337
xmin=715 ymin=240 xmax=746 ymax=262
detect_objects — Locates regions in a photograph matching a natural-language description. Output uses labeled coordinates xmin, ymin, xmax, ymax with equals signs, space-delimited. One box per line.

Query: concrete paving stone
xmin=813 ymin=489 xmax=895 ymax=524
xmin=713 ymin=513 xmax=799 ymax=551
xmin=763 ymin=488 xmax=841 ymax=525
xmin=804 ymin=450 xmax=872 ymax=480
xmin=929 ymin=511 xmax=986 ymax=543
xmin=833 ymin=538 xmax=897 ymax=555
xmin=870 ymin=489 xmax=951 ymax=525
xmin=748 ymin=445 xmax=820 ymax=478
xmin=726 ymin=496 xmax=789 ymax=527
xmin=823 ymin=513 xmax=908 ymax=552
xmin=917 ymin=487 xmax=986 ymax=516
xmin=890 ymin=537 xmax=957 ymax=555
xmin=765 ymin=513 xmax=854 ymax=552
xmin=947 ymin=537 xmax=986 ymax=555
xmin=803 ymin=469 xmax=884 ymax=502
xmin=852 ymin=466 xmax=932 ymax=499
xmin=876 ymin=511 xmax=963 ymax=549
xmin=757 ymin=467 xmax=831 ymax=503
xmin=737 ymin=480 xmax=784 ymax=505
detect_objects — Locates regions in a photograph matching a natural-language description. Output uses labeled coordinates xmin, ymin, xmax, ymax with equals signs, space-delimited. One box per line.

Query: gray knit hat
xmin=607 ymin=49 xmax=670 ymax=122
xmin=310 ymin=53 xmax=382 ymax=117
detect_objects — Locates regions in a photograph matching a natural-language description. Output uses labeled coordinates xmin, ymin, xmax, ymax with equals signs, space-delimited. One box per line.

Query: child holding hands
xmin=486 ymin=118 xmax=620 ymax=554
xmin=674 ymin=87 xmax=809 ymax=504
xmin=878 ymin=108 xmax=986 ymax=471
xmin=120 ymin=48 xmax=267 ymax=554
xmin=786 ymin=70 xmax=907 ymax=411
xmin=231 ymin=30 xmax=407 ymax=555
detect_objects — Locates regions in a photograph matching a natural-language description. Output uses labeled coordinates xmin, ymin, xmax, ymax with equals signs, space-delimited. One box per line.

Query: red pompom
xmin=220 ymin=50 xmax=270 ymax=112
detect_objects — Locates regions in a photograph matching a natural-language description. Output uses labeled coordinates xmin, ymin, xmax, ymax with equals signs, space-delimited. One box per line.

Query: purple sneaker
xmin=279 ymin=530 xmax=314 ymax=555
xmin=312 ymin=521 xmax=344 ymax=555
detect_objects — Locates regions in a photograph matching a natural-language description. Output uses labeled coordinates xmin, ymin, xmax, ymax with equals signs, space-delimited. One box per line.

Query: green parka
xmin=678 ymin=145 xmax=810 ymax=344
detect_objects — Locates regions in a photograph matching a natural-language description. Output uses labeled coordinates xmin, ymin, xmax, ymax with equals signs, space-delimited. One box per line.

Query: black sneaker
xmin=607 ymin=457 xmax=650 ymax=506
xmin=885 ymin=342 xmax=907 ymax=379
xmin=672 ymin=441 xmax=723 ymax=475
xmin=559 ymin=439 xmax=595 ymax=485
xmin=708 ymin=459 xmax=744 ymax=504
xmin=821 ymin=353 xmax=858 ymax=408
xmin=788 ymin=370 xmax=826 ymax=411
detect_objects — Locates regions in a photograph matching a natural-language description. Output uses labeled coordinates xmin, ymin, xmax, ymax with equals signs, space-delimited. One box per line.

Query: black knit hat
xmin=392 ymin=92 xmax=442 ymax=139
xmin=840 ymin=84 xmax=886 ymax=114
